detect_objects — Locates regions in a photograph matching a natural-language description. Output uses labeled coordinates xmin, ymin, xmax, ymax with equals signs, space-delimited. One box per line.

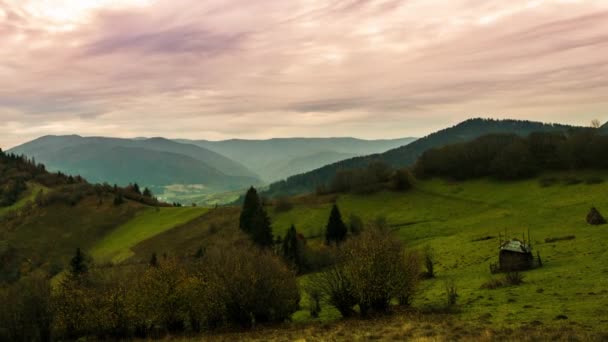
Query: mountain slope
xmin=0 ymin=149 xmax=213 ymax=282
xmin=8 ymin=135 xmax=261 ymax=191
xmin=266 ymin=119 xmax=577 ymax=196
xmin=176 ymin=137 xmax=416 ymax=182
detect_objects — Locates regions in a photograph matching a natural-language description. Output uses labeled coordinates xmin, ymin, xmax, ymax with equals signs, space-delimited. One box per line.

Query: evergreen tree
xmin=143 ymin=187 xmax=152 ymax=198
xmin=282 ymin=225 xmax=300 ymax=270
xmin=149 ymin=252 xmax=159 ymax=267
xmin=239 ymin=186 xmax=274 ymax=247
xmin=69 ymin=248 xmax=88 ymax=277
xmin=132 ymin=183 xmax=141 ymax=195
xmin=239 ymin=187 xmax=260 ymax=234
xmin=251 ymin=207 xmax=274 ymax=247
xmin=325 ymin=204 xmax=348 ymax=244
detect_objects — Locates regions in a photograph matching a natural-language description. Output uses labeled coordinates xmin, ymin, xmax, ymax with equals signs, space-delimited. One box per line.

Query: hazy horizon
xmin=2 ymin=0 xmax=608 ymax=148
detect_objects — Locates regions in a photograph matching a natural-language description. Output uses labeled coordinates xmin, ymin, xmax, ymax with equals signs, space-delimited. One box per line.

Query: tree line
xmin=414 ymin=128 xmax=608 ymax=180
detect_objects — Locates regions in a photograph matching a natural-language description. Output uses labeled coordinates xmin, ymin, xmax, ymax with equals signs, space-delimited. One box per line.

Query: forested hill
xmin=8 ymin=135 xmax=261 ymax=192
xmin=265 ymin=119 xmax=577 ymax=196
xmin=414 ymin=128 xmax=608 ymax=180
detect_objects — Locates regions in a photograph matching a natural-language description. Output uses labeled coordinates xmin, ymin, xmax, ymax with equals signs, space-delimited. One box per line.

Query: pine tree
xmin=69 ymin=248 xmax=88 ymax=277
xmin=282 ymin=225 xmax=300 ymax=269
xmin=143 ymin=187 xmax=152 ymax=198
xmin=239 ymin=186 xmax=274 ymax=247
xmin=133 ymin=183 xmax=141 ymax=195
xmin=325 ymin=204 xmax=348 ymax=244
xmin=239 ymin=187 xmax=260 ymax=234
xmin=251 ymin=207 xmax=274 ymax=247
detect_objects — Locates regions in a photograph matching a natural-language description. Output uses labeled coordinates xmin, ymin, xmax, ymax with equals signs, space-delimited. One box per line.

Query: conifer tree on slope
xmin=325 ymin=204 xmax=348 ymax=244
xmin=282 ymin=225 xmax=300 ymax=268
xmin=251 ymin=207 xmax=274 ymax=247
xmin=239 ymin=187 xmax=261 ymax=234
xmin=239 ymin=186 xmax=273 ymax=247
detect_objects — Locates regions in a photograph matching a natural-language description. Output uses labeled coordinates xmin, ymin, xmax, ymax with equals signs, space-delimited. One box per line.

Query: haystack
xmin=586 ymin=207 xmax=606 ymax=225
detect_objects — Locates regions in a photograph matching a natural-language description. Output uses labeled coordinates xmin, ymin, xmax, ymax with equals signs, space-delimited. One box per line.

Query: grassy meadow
xmin=268 ymin=172 xmax=608 ymax=333
xmin=0 ymin=182 xmax=48 ymax=218
xmin=90 ymin=206 xmax=209 ymax=263
xmin=5 ymin=172 xmax=608 ymax=340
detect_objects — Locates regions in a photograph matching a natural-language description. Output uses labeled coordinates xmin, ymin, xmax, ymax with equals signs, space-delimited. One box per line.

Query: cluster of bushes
xmin=316 ymin=161 xmax=414 ymax=195
xmin=307 ymin=228 xmax=421 ymax=317
xmin=414 ymin=129 xmax=608 ymax=181
xmin=0 ymin=241 xmax=300 ymax=341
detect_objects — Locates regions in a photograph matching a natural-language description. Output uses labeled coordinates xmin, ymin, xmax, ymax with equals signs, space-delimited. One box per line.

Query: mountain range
xmin=7 ymin=136 xmax=416 ymax=202
xmin=175 ymin=137 xmax=416 ymax=182
xmin=8 ymin=136 xmax=260 ymax=193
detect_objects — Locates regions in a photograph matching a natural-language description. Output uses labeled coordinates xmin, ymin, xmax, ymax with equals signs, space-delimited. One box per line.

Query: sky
xmin=1 ymin=0 xmax=608 ymax=148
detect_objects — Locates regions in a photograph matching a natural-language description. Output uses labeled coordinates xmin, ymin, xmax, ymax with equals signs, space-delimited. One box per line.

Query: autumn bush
xmin=202 ymin=241 xmax=300 ymax=327
xmin=310 ymin=227 xmax=420 ymax=317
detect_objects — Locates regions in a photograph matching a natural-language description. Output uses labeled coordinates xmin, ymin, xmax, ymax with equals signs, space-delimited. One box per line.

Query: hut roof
xmin=500 ymin=240 xmax=531 ymax=254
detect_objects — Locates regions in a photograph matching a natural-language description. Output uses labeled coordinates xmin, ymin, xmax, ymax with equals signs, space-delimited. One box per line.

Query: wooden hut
xmin=498 ymin=240 xmax=534 ymax=271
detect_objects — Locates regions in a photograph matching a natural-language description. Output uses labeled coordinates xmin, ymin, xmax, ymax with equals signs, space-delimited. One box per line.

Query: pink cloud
xmin=1 ymin=0 xmax=608 ymax=148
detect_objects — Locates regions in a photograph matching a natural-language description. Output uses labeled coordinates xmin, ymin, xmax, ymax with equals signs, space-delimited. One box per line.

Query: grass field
xmin=90 ymin=206 xmax=209 ymax=263
xmin=0 ymin=183 xmax=48 ymax=217
xmin=269 ymin=172 xmax=608 ymax=332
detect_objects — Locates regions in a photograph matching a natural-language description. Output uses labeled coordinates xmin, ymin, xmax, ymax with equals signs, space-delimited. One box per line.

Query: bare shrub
xmin=480 ymin=277 xmax=505 ymax=290
xmin=444 ymin=278 xmax=458 ymax=307
xmin=505 ymin=272 xmax=524 ymax=286
xmin=309 ymin=266 xmax=357 ymax=318
xmin=202 ymin=241 xmax=300 ymax=327
xmin=312 ymin=228 xmax=420 ymax=317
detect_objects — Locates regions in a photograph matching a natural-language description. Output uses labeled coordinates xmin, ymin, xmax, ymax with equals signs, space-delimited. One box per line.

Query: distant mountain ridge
xmin=175 ymin=137 xmax=417 ymax=182
xmin=266 ymin=118 xmax=579 ymax=196
xmin=8 ymin=136 xmax=261 ymax=192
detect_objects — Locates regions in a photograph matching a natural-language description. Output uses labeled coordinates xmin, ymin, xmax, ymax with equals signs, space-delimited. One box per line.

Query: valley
xmin=2 ymin=119 xmax=608 ymax=341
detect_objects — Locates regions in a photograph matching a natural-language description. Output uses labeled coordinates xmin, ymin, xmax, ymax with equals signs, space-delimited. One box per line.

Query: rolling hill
xmin=8 ymin=135 xmax=261 ymax=194
xmin=124 ymin=171 xmax=608 ymax=334
xmin=266 ymin=118 xmax=578 ymax=196
xmin=3 ymin=126 xmax=608 ymax=339
xmin=176 ymin=137 xmax=416 ymax=182
xmin=0 ymin=149 xmax=213 ymax=282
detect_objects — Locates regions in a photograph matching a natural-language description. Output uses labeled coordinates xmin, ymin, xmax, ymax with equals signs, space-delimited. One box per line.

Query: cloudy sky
xmin=1 ymin=0 xmax=607 ymax=148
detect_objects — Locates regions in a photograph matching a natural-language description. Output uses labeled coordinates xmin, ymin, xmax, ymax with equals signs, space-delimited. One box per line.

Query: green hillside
xmin=120 ymin=171 xmax=608 ymax=333
xmin=0 ymin=183 xmax=47 ymax=218
xmin=267 ymin=172 xmax=608 ymax=329
xmin=90 ymin=206 xmax=209 ymax=263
